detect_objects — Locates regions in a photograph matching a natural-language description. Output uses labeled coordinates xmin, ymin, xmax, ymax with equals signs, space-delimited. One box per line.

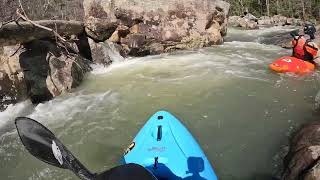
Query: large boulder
xmin=244 ymin=13 xmax=258 ymax=21
xmin=83 ymin=0 xmax=230 ymax=56
xmin=85 ymin=16 xmax=117 ymax=41
xmin=257 ymin=16 xmax=302 ymax=26
xmin=0 ymin=46 xmax=26 ymax=111
xmin=238 ymin=17 xmax=258 ymax=29
xmin=258 ymin=16 xmax=274 ymax=25
xmin=88 ymin=38 xmax=124 ymax=65
xmin=304 ymin=162 xmax=320 ymax=180
xmin=228 ymin=16 xmax=241 ymax=27
xmin=263 ymin=25 xmax=320 ymax=49
xmin=282 ymin=122 xmax=320 ymax=180
xmin=228 ymin=15 xmax=258 ymax=29
xmin=272 ymin=15 xmax=288 ymax=26
xmin=0 ymin=36 xmax=92 ymax=111
xmin=0 ymin=20 xmax=84 ymax=46
xmin=18 ymin=40 xmax=91 ymax=103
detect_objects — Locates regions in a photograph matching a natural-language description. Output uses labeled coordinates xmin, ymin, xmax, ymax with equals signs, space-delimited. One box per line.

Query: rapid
xmin=1 ymin=26 xmax=320 ymax=180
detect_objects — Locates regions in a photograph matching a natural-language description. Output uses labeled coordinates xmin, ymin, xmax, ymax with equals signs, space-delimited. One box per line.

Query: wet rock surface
xmin=0 ymin=39 xmax=91 ymax=109
xmin=228 ymin=15 xmax=258 ymax=29
xmin=88 ymin=38 xmax=124 ymax=66
xmin=83 ymin=0 xmax=230 ymax=56
xmin=229 ymin=15 xmax=303 ymax=30
xmin=85 ymin=17 xmax=117 ymax=42
xmin=0 ymin=0 xmax=230 ymax=110
xmin=0 ymin=46 xmax=26 ymax=111
xmin=282 ymin=122 xmax=320 ymax=180
xmin=260 ymin=25 xmax=320 ymax=49
xmin=19 ymin=40 xmax=91 ymax=103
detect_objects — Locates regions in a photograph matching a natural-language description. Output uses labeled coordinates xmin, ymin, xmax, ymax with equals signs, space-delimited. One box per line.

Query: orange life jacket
xmin=292 ymin=36 xmax=318 ymax=62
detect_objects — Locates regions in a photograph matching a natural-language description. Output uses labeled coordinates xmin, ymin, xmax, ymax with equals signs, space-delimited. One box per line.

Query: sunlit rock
xmin=83 ymin=0 xmax=230 ymax=56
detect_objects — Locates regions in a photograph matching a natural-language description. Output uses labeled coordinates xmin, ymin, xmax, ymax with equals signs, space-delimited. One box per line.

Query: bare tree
xmin=266 ymin=0 xmax=270 ymax=16
xmin=301 ymin=0 xmax=306 ymax=19
xmin=276 ymin=0 xmax=280 ymax=15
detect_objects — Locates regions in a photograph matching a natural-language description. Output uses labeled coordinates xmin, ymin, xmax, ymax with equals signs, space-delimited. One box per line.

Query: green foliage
xmin=226 ymin=0 xmax=320 ymax=20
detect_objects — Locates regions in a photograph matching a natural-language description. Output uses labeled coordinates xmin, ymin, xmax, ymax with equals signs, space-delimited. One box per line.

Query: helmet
xmin=304 ymin=23 xmax=316 ymax=38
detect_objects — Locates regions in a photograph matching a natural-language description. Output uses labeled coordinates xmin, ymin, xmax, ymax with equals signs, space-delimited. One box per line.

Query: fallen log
xmin=0 ymin=20 xmax=84 ymax=46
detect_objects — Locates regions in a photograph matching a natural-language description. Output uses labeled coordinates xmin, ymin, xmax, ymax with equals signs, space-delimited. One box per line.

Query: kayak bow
xmin=122 ymin=111 xmax=218 ymax=180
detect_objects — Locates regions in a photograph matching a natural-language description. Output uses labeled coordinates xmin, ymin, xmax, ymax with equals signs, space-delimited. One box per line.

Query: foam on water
xmin=1 ymin=26 xmax=320 ymax=180
xmin=28 ymin=90 xmax=120 ymax=128
xmin=0 ymin=101 xmax=32 ymax=128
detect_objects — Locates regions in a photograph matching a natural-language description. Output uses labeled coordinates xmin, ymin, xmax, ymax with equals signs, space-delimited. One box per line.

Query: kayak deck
xmin=121 ymin=111 xmax=218 ymax=180
xmin=269 ymin=56 xmax=315 ymax=74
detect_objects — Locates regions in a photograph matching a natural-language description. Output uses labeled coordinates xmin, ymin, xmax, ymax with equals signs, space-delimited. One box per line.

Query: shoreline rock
xmin=0 ymin=20 xmax=84 ymax=46
xmin=0 ymin=0 xmax=230 ymax=111
xmin=228 ymin=14 xmax=258 ymax=29
xmin=19 ymin=39 xmax=92 ymax=103
xmin=0 ymin=38 xmax=92 ymax=110
xmin=83 ymin=0 xmax=230 ymax=56
xmin=259 ymin=25 xmax=320 ymax=49
xmin=0 ymin=46 xmax=27 ymax=111
xmin=228 ymin=14 xmax=304 ymax=29
xmin=282 ymin=121 xmax=320 ymax=180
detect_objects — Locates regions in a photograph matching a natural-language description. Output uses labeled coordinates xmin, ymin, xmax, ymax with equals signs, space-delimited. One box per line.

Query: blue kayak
xmin=121 ymin=111 xmax=218 ymax=180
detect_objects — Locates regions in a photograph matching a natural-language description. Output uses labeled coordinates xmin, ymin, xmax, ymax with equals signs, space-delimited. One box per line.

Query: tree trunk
xmin=301 ymin=0 xmax=306 ymax=19
xmin=276 ymin=0 xmax=280 ymax=15
xmin=259 ymin=0 xmax=263 ymax=16
xmin=266 ymin=0 xmax=270 ymax=16
xmin=0 ymin=20 xmax=84 ymax=46
xmin=238 ymin=0 xmax=244 ymax=15
xmin=288 ymin=0 xmax=293 ymax=17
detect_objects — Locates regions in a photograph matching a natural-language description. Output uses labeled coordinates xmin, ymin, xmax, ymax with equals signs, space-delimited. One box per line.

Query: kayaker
xmin=291 ymin=23 xmax=319 ymax=64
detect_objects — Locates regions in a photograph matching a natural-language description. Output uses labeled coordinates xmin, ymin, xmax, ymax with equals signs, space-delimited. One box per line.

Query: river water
xmin=1 ymin=26 xmax=320 ymax=180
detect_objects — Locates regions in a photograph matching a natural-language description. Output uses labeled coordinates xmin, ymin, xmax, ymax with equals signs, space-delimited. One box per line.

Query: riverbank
xmin=1 ymin=1 xmax=320 ymax=180
xmin=0 ymin=0 xmax=230 ymax=111
xmin=1 ymin=26 xmax=320 ymax=179
xmin=228 ymin=14 xmax=320 ymax=50
xmin=228 ymin=14 xmax=309 ymax=30
xmin=261 ymin=24 xmax=320 ymax=49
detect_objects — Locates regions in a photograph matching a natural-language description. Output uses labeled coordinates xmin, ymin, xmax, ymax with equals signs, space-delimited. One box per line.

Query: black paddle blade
xmin=15 ymin=117 xmax=157 ymax=180
xmin=290 ymin=30 xmax=299 ymax=37
xmin=15 ymin=117 xmax=65 ymax=168
xmin=15 ymin=117 xmax=94 ymax=180
xmin=95 ymin=163 xmax=158 ymax=180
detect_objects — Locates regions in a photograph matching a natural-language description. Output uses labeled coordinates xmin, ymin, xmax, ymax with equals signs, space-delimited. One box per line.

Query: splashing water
xmin=1 ymin=27 xmax=320 ymax=180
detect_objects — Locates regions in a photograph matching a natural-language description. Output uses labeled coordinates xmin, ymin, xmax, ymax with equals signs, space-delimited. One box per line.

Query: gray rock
xmin=282 ymin=122 xmax=320 ymax=180
xmin=0 ymin=46 xmax=27 ymax=111
xmin=148 ymin=42 xmax=165 ymax=55
xmin=272 ymin=15 xmax=287 ymax=26
xmin=83 ymin=0 xmax=230 ymax=56
xmin=258 ymin=16 xmax=274 ymax=25
xmin=244 ymin=13 xmax=257 ymax=21
xmin=238 ymin=17 xmax=258 ymax=29
xmin=228 ymin=16 xmax=241 ymax=27
xmin=88 ymin=38 xmax=124 ymax=65
xmin=304 ymin=161 xmax=320 ymax=180
xmin=17 ymin=40 xmax=91 ymax=104
xmin=228 ymin=15 xmax=258 ymax=29
xmin=85 ymin=16 xmax=118 ymax=41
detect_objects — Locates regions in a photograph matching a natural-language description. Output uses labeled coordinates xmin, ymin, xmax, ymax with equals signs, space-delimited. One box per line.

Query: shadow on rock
xmin=282 ymin=121 xmax=320 ymax=180
xmin=19 ymin=39 xmax=91 ymax=104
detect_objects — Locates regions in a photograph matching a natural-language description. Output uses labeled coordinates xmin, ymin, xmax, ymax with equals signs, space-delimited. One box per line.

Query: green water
xmin=0 ymin=27 xmax=320 ymax=180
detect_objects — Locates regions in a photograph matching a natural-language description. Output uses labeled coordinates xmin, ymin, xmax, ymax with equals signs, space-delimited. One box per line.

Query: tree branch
xmin=16 ymin=10 xmax=67 ymax=42
xmin=18 ymin=0 xmax=29 ymax=19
